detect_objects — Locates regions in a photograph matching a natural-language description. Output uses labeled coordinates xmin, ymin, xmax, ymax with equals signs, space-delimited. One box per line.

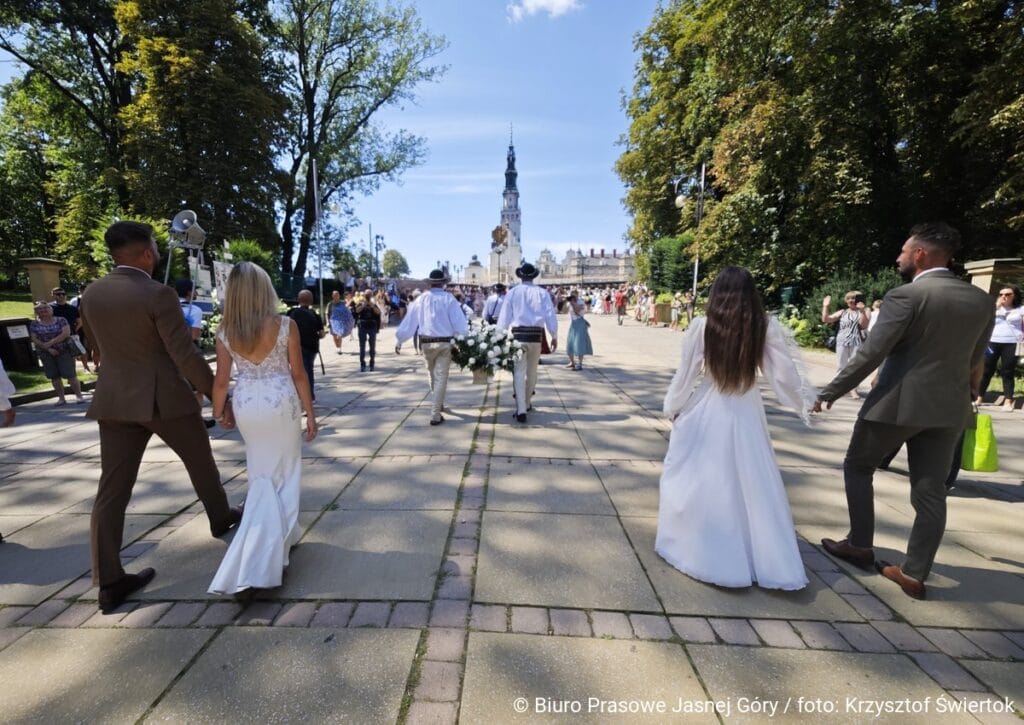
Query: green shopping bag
xmin=962 ymin=412 xmax=998 ymax=472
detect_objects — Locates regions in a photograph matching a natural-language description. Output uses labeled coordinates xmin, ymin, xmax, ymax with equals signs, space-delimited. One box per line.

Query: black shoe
xmin=212 ymin=505 xmax=243 ymax=538
xmin=98 ymin=568 xmax=156 ymax=613
xmin=430 ymin=415 xmax=445 ymax=426
xmin=516 ymin=413 xmax=527 ymax=423
xmin=369 ymin=362 xmax=375 ymax=371
xmin=361 ymin=364 xmax=366 ymax=372
xmin=204 ymin=418 xmax=217 ymax=429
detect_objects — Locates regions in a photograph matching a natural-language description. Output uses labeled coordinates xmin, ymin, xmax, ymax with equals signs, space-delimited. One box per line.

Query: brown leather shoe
xmin=98 ymin=568 xmax=155 ymax=613
xmin=876 ymin=560 xmax=926 ymax=600
xmin=212 ymin=505 xmax=243 ymax=538
xmin=821 ymin=537 xmax=875 ymax=570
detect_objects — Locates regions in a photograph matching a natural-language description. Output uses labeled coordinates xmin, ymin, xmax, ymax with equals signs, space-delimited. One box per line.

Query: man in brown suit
xmin=813 ymin=223 xmax=993 ymax=600
xmin=82 ymin=221 xmax=241 ymax=612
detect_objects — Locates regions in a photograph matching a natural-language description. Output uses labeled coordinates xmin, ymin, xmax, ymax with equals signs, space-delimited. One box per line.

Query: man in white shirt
xmin=496 ymin=263 xmax=558 ymax=423
xmin=395 ymin=269 xmax=469 ymax=425
xmin=483 ymin=284 xmax=506 ymax=324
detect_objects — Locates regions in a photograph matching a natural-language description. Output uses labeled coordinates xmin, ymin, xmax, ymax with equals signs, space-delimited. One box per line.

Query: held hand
xmin=395 ymin=345 xmax=401 ymax=355
xmin=810 ymin=399 xmax=833 ymax=414
xmin=220 ymin=399 xmax=236 ymax=429
xmin=304 ymin=414 xmax=318 ymax=441
xmin=549 ymin=339 xmax=557 ymax=352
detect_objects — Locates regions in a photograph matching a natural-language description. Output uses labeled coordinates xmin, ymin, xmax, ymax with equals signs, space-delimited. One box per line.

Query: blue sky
xmin=0 ymin=0 xmax=659 ymax=278
xmin=342 ymin=0 xmax=657 ymax=277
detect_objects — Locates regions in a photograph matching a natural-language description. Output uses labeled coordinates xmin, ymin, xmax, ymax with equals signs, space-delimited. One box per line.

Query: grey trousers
xmin=512 ymin=341 xmax=541 ymax=415
xmin=843 ymin=418 xmax=961 ymax=581
xmin=422 ymin=342 xmax=452 ymax=421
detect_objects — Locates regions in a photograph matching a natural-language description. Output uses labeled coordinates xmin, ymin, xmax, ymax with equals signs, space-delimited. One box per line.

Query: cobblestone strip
xmin=398 ymin=382 xmax=496 ymax=725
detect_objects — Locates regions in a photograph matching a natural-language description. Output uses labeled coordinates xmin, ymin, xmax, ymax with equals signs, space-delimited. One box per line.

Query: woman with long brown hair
xmin=657 ymin=266 xmax=816 ymax=590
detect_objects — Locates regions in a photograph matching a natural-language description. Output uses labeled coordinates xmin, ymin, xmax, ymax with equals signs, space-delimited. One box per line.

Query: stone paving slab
xmin=575 ymin=420 xmax=668 ymax=461
xmin=476 ymin=512 xmax=660 ymax=611
xmin=336 ymin=457 xmax=466 ymax=510
xmin=0 ymin=628 xmax=212 ymax=723
xmin=113 ymin=512 xmax=316 ymax=602
xmin=290 ymin=457 xmax=361 ymax=511
xmin=149 ymin=628 xmax=419 ymax=722
xmin=621 ymin=517 xmax=860 ymax=621
xmin=0 ymin=515 xmax=45 ymax=541
xmin=488 ymin=422 xmax=585 ymax=459
xmin=0 ymin=514 xmax=164 ymax=605
xmin=689 ymin=645 xmax=964 ymax=724
xmin=800 ymin=524 xmax=1024 ymax=630
xmin=0 ymin=461 xmax=97 ymax=515
xmin=590 ymin=460 xmax=661 ymax=517
xmin=960 ymin=661 xmax=1024 ymax=715
xmin=277 ymin=509 xmax=451 ymax=600
xmin=460 ymin=633 xmax=715 ymax=723
xmin=376 ymin=417 xmax=478 ymax=457
xmin=486 ymin=459 xmax=615 ymax=515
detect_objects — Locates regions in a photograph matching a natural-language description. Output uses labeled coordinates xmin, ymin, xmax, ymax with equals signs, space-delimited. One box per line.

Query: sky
xmin=0 ymin=0 xmax=660 ymax=279
xmin=342 ymin=0 xmax=658 ymax=277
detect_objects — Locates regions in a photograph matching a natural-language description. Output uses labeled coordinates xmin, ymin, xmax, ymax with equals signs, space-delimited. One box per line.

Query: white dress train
xmin=655 ymin=316 xmax=816 ymax=590
xmin=209 ymin=317 xmax=302 ymax=594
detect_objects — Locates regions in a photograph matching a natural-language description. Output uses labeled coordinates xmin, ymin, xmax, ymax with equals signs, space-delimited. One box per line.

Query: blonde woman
xmin=209 ymin=262 xmax=317 ymax=596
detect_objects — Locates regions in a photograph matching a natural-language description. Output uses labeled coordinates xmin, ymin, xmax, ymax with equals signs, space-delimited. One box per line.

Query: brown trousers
xmin=91 ymin=413 xmax=231 ymax=586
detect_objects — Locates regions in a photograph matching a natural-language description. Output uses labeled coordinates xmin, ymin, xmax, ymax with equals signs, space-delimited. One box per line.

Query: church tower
xmin=490 ymin=128 xmax=523 ymax=283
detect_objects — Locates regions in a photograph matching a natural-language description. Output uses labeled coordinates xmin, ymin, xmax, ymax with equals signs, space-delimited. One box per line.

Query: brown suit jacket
xmin=81 ymin=267 xmax=213 ymax=421
xmin=819 ymin=270 xmax=994 ymax=430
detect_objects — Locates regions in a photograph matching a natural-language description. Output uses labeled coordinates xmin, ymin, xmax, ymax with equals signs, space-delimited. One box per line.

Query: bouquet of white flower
xmin=450 ymin=321 xmax=524 ymax=380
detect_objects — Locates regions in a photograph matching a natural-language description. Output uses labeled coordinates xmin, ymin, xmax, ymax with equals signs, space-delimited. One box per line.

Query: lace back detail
xmin=220 ymin=316 xmax=292 ymax=381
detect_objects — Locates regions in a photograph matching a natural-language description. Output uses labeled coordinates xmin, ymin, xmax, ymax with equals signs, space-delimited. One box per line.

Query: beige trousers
xmin=512 ymin=341 xmax=541 ymax=414
xmin=422 ymin=342 xmax=452 ymax=420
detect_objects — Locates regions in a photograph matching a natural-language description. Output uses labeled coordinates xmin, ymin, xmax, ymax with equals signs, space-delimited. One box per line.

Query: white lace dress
xmin=656 ymin=316 xmax=817 ymax=590
xmin=209 ymin=317 xmax=302 ymax=594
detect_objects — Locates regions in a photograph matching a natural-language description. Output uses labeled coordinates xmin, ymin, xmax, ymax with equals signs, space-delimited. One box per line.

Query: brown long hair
xmin=703 ymin=266 xmax=767 ymax=394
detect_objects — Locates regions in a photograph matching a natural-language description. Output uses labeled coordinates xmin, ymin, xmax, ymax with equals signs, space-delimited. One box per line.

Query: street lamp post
xmin=374 ymin=234 xmax=385 ymax=280
xmin=674 ymin=161 xmax=706 ymax=299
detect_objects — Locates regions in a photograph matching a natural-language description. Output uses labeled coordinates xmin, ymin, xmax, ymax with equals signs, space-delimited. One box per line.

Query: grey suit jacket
xmin=82 ymin=267 xmax=213 ymax=422
xmin=819 ymin=270 xmax=993 ymax=430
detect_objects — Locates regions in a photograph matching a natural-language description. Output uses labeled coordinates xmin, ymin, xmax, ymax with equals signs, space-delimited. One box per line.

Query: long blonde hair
xmin=220 ymin=262 xmax=280 ymax=354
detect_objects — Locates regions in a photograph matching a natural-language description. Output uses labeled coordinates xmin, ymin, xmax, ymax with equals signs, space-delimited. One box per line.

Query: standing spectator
xmin=374 ymin=289 xmax=391 ymax=327
xmin=670 ymin=292 xmax=682 ymax=330
xmin=977 ymin=284 xmax=1023 ymax=409
xmin=69 ymin=283 xmax=94 ymax=372
xmin=354 ymin=290 xmax=382 ymax=371
xmin=484 ymin=284 xmax=506 ymax=324
xmin=821 ymin=290 xmax=870 ymax=396
xmin=30 ymin=301 xmax=85 ymax=405
xmin=0 ymin=357 xmax=15 ymax=428
xmin=50 ymin=287 xmax=89 ymax=372
xmin=683 ymin=290 xmax=695 ymax=326
xmin=614 ymin=287 xmax=627 ymax=325
xmin=175 ymin=279 xmax=204 ymax=343
xmin=286 ymin=289 xmax=324 ymax=401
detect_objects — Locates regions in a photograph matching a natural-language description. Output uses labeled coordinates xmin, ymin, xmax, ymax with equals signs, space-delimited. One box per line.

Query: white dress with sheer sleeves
xmin=655 ymin=316 xmax=816 ymax=590
xmin=209 ymin=317 xmax=302 ymax=594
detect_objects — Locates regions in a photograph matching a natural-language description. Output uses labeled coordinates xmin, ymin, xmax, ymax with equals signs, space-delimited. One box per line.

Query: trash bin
xmin=0 ymin=317 xmax=39 ymax=372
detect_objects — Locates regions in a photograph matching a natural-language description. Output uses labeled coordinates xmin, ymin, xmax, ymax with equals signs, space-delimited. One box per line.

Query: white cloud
xmin=507 ymin=0 xmax=583 ymax=23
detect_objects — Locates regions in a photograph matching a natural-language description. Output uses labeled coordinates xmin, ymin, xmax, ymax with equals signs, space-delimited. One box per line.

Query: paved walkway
xmin=0 ymin=314 xmax=1021 ymax=723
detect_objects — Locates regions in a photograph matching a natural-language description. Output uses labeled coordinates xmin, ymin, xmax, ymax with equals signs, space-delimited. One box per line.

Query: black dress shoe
xmin=98 ymin=568 xmax=156 ymax=613
xmin=204 ymin=418 xmax=217 ymax=429
xmin=430 ymin=415 xmax=445 ymax=426
xmin=212 ymin=505 xmax=243 ymax=538
xmin=821 ymin=537 xmax=875 ymax=570
xmin=516 ymin=413 xmax=527 ymax=423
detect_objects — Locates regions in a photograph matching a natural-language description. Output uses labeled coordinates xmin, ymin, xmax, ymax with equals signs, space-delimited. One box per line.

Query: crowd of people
xmin=3 ymin=218 xmax=1020 ymax=609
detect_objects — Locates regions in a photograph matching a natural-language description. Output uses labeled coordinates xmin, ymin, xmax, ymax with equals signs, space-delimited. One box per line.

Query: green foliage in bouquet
xmin=450 ymin=322 xmax=524 ymax=375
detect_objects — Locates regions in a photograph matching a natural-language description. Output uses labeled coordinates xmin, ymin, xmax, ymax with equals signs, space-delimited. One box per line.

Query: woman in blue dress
xmin=328 ymin=290 xmax=354 ymax=355
xmin=564 ymin=293 xmax=593 ymax=371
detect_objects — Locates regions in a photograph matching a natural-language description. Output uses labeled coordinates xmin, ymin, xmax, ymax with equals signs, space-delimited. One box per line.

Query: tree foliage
xmin=617 ymin=0 xmax=1024 ymax=293
xmin=381 ymin=248 xmax=410 ymax=278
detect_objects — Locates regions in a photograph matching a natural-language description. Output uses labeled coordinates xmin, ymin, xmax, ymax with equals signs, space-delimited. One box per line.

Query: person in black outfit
xmin=287 ymin=289 xmax=324 ymax=400
xmin=353 ymin=290 xmax=382 ymax=371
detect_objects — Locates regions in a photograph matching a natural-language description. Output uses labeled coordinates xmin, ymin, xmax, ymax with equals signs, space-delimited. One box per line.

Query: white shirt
xmin=179 ymin=299 xmax=204 ymax=330
xmin=395 ymin=288 xmax=469 ymax=344
xmin=484 ymin=293 xmax=505 ymax=321
xmin=912 ymin=267 xmax=948 ymax=282
xmin=496 ymin=281 xmax=558 ymax=337
xmin=991 ymin=305 xmax=1024 ymax=343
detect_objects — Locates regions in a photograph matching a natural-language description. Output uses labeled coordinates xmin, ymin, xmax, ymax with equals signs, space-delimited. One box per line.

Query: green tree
xmin=217 ymin=239 xmax=278 ymax=282
xmin=273 ymin=0 xmax=446 ymax=278
xmin=115 ymin=0 xmax=286 ymax=248
xmin=381 ymin=249 xmax=410 ymax=278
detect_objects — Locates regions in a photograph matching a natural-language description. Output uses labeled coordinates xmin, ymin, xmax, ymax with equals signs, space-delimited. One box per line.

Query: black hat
xmin=515 ymin=263 xmax=539 ymax=280
xmin=427 ymin=269 xmax=449 ymax=285
xmin=494 ymin=283 xmax=507 ymax=293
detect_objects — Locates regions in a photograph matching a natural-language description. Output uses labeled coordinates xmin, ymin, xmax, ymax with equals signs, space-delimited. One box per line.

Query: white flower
xmin=468 ymin=357 xmax=476 ymax=366
xmin=456 ymin=335 xmax=465 ymax=341
xmin=478 ymin=340 xmax=487 ymax=348
xmin=487 ymin=349 xmax=497 ymax=357
xmin=467 ymin=337 xmax=476 ymax=345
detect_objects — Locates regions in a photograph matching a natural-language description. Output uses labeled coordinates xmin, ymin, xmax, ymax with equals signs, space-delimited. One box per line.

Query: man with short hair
xmin=496 ymin=263 xmax=557 ymax=423
xmin=395 ymin=269 xmax=469 ymax=425
xmin=287 ymin=289 xmax=324 ymax=400
xmin=813 ymin=223 xmax=993 ymax=600
xmin=483 ymin=283 xmax=506 ymax=324
xmin=81 ymin=221 xmax=241 ymax=612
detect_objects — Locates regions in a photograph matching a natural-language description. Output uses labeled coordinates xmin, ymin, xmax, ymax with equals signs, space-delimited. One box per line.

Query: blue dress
xmin=565 ymin=306 xmax=593 ymax=357
xmin=329 ymin=302 xmax=354 ymax=337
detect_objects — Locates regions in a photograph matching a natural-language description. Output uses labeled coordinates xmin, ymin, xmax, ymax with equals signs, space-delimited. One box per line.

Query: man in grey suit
xmin=812 ymin=223 xmax=993 ymax=600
